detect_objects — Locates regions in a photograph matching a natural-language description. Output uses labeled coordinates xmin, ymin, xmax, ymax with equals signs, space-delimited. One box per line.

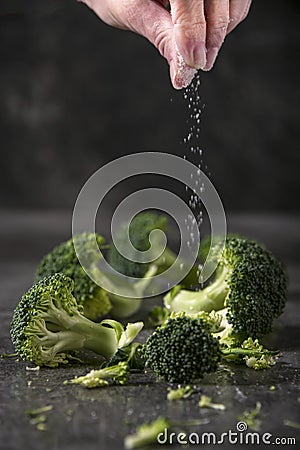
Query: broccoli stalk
xmin=164 ymin=236 xmax=287 ymax=342
xmin=10 ymin=273 xmax=143 ymax=367
xmin=107 ymin=265 xmax=158 ymax=318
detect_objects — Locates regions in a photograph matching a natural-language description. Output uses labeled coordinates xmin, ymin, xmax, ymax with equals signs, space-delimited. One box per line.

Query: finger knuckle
xmin=209 ymin=16 xmax=229 ymax=33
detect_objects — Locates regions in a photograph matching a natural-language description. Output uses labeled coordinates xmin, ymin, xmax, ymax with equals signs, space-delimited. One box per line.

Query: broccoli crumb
xmin=283 ymin=420 xmax=300 ymax=429
xmin=25 ymin=366 xmax=40 ymax=371
xmin=237 ymin=402 xmax=262 ymax=431
xmin=65 ymin=362 xmax=129 ymax=388
xmin=26 ymin=405 xmax=53 ymax=432
xmin=124 ymin=417 xmax=170 ymax=449
xmin=0 ymin=352 xmax=18 ymax=358
xmin=167 ymin=385 xmax=194 ymax=401
xmin=26 ymin=405 xmax=53 ymax=416
xmin=30 ymin=415 xmax=47 ymax=425
xmin=199 ymin=395 xmax=226 ymax=411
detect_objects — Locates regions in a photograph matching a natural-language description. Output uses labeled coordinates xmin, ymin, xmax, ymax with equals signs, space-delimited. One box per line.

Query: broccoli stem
xmin=221 ymin=348 xmax=278 ymax=357
xmin=70 ymin=318 xmax=118 ymax=358
xmin=155 ymin=248 xmax=177 ymax=273
xmin=44 ymin=307 xmax=118 ymax=358
xmin=193 ymin=266 xmax=229 ymax=312
xmin=155 ymin=248 xmax=200 ymax=288
xmin=109 ymin=265 xmax=157 ymax=318
xmin=165 ymin=266 xmax=229 ymax=314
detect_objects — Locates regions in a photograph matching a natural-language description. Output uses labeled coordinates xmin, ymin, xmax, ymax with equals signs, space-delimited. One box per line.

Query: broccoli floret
xmin=143 ymin=313 xmax=279 ymax=383
xmin=65 ymin=361 xmax=129 ymax=388
xmin=36 ymin=233 xmax=112 ymax=321
xmin=10 ymin=273 xmax=143 ymax=367
xmin=164 ymin=236 xmax=287 ymax=342
xmin=35 ymin=232 xmax=156 ymax=320
xmin=143 ymin=314 xmax=222 ymax=383
xmin=124 ymin=417 xmax=170 ymax=449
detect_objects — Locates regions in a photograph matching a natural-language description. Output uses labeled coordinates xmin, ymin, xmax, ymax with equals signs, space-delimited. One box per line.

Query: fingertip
xmin=169 ymin=56 xmax=198 ymax=90
xmin=174 ymin=32 xmax=207 ymax=70
xmin=204 ymin=47 xmax=219 ymax=71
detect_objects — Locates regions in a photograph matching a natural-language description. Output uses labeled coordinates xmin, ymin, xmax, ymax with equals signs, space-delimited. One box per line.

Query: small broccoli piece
xmin=10 ymin=273 xmax=143 ymax=367
xmin=283 ymin=420 xmax=300 ymax=429
xmin=36 ymin=233 xmax=112 ymax=321
xmin=26 ymin=405 xmax=53 ymax=416
xmin=143 ymin=313 xmax=279 ymax=383
xmin=237 ymin=402 xmax=262 ymax=431
xmin=148 ymin=306 xmax=170 ymax=327
xmin=241 ymin=338 xmax=278 ymax=370
xmin=66 ymin=361 xmax=129 ymax=388
xmin=167 ymin=385 xmax=194 ymax=401
xmin=164 ymin=236 xmax=287 ymax=342
xmin=199 ymin=395 xmax=226 ymax=411
xmin=124 ymin=417 xmax=170 ymax=449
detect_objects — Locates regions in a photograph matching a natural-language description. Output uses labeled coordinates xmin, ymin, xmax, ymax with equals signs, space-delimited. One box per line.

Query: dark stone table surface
xmin=0 ymin=211 xmax=299 ymax=450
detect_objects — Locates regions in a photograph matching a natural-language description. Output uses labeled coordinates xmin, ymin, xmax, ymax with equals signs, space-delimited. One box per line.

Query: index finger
xmin=169 ymin=0 xmax=207 ymax=69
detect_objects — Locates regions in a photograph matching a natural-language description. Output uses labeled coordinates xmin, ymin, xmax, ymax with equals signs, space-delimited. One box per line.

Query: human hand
xmin=80 ymin=0 xmax=252 ymax=89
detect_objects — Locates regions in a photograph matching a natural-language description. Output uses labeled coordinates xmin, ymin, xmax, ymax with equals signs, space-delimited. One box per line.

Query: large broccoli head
xmin=11 ymin=273 xmax=143 ymax=367
xmin=35 ymin=233 xmax=112 ymax=320
xmin=164 ymin=236 xmax=287 ymax=341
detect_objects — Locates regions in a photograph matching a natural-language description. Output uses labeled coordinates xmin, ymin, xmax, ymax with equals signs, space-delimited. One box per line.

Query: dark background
xmin=0 ymin=0 xmax=299 ymax=212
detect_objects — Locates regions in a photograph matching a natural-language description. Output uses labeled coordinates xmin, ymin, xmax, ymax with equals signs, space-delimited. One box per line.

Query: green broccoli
xmin=124 ymin=416 xmax=170 ymax=449
xmin=143 ymin=314 xmax=221 ymax=383
xmin=237 ymin=402 xmax=262 ymax=431
xmin=36 ymin=233 xmax=112 ymax=321
xmin=167 ymin=385 xmax=194 ymax=401
xmin=199 ymin=395 xmax=226 ymax=410
xmin=10 ymin=273 xmax=143 ymax=367
xmin=108 ymin=212 xmax=172 ymax=278
xmin=142 ymin=313 xmax=278 ymax=383
xmin=65 ymin=361 xmax=129 ymax=388
xmin=108 ymin=211 xmax=199 ymax=292
xmin=35 ymin=232 xmax=155 ymax=320
xmin=148 ymin=306 xmax=170 ymax=327
xmin=164 ymin=236 xmax=287 ymax=342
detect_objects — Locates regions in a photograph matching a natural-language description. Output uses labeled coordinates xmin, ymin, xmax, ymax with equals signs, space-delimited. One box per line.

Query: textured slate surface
xmin=0 ymin=211 xmax=299 ymax=450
